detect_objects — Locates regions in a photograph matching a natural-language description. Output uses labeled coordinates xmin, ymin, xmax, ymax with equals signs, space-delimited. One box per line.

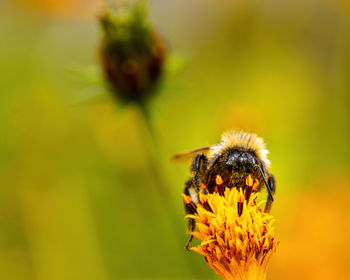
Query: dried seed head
xmin=99 ymin=1 xmax=167 ymax=103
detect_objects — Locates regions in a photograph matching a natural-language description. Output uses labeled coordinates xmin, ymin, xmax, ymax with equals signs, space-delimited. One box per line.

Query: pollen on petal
xmin=238 ymin=189 xmax=244 ymax=203
xmin=199 ymin=192 xmax=207 ymax=204
xmin=182 ymin=194 xmax=192 ymax=204
xmin=216 ymin=175 xmax=223 ymax=185
xmin=246 ymin=175 xmax=253 ymax=187
xmin=253 ymin=179 xmax=260 ymax=191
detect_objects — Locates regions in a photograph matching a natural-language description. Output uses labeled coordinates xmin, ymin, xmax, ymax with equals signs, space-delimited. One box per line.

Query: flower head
xmin=183 ymin=176 xmax=278 ymax=280
xmin=99 ymin=0 xmax=167 ymax=103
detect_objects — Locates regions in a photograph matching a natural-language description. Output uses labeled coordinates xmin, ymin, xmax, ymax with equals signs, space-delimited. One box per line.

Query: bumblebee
xmin=172 ymin=131 xmax=276 ymax=249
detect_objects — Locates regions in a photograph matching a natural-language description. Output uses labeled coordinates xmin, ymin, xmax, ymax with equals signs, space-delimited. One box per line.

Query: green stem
xmin=133 ymin=102 xmax=198 ymax=276
xmin=135 ymin=102 xmax=170 ymax=203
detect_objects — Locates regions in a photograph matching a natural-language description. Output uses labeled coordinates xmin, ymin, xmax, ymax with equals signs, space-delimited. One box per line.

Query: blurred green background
xmin=1 ymin=0 xmax=350 ymax=279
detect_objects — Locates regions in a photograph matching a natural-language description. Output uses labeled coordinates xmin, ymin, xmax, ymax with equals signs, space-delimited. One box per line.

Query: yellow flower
xmin=183 ymin=176 xmax=278 ymax=280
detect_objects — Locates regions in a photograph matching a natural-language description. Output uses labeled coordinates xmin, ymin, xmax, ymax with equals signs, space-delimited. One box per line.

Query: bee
xmin=172 ymin=131 xmax=276 ymax=249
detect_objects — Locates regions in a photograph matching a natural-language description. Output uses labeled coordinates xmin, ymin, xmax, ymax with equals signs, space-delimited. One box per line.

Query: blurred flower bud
xmin=99 ymin=0 xmax=168 ymax=103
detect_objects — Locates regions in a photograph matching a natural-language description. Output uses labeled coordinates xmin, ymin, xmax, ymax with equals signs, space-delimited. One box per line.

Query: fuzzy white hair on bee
xmin=208 ymin=131 xmax=271 ymax=168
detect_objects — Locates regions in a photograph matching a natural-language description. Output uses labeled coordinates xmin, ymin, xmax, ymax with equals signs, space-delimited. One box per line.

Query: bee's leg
xmin=191 ymin=153 xmax=208 ymax=190
xmin=184 ymin=220 xmax=195 ymax=250
xmin=264 ymin=175 xmax=276 ymax=213
xmin=183 ymin=154 xmax=208 ymax=250
xmin=183 ymin=179 xmax=199 ymax=250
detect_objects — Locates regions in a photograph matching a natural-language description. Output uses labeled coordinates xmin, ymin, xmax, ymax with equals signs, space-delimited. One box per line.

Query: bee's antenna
xmin=257 ymin=165 xmax=274 ymax=202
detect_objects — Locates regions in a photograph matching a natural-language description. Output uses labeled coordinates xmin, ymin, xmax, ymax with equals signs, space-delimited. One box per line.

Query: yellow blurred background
xmin=1 ymin=0 xmax=349 ymax=279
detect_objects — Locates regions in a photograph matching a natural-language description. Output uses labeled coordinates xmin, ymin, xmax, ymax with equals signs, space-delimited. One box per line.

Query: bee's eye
xmin=226 ymin=153 xmax=239 ymax=165
xmin=246 ymin=153 xmax=257 ymax=165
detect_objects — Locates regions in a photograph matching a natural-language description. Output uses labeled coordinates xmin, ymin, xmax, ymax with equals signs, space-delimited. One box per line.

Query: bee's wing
xmin=171 ymin=146 xmax=212 ymax=163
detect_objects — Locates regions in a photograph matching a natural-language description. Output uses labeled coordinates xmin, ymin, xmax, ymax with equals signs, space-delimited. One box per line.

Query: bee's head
xmin=225 ymin=149 xmax=274 ymax=201
xmin=226 ymin=149 xmax=258 ymax=171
